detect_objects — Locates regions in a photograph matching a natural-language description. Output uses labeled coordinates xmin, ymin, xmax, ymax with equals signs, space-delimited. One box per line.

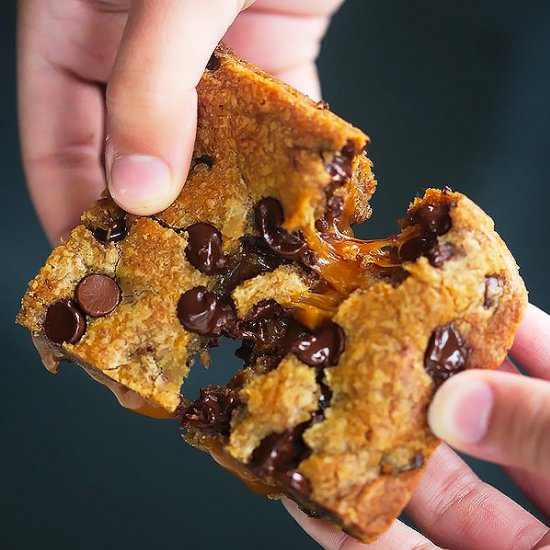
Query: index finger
xmin=510 ymin=303 xmax=550 ymax=380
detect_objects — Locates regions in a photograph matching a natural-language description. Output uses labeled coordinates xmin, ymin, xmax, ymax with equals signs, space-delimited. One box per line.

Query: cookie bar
xmin=18 ymin=46 xmax=527 ymax=542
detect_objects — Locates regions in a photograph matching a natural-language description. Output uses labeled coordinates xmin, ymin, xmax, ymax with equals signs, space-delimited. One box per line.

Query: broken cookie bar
xmin=18 ymin=47 xmax=527 ymax=543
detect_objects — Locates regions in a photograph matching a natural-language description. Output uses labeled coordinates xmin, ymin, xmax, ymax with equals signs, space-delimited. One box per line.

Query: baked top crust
xmin=17 ymin=46 xmax=526 ymax=542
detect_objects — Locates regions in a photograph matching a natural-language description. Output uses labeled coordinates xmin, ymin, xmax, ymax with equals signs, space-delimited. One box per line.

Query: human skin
xmin=17 ymin=2 xmax=550 ymax=548
xmin=17 ymin=0 xmax=343 ymax=243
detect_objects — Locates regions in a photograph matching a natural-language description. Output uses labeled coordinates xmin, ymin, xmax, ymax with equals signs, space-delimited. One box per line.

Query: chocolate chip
xmin=255 ymin=198 xmax=314 ymax=265
xmin=484 ymin=275 xmax=503 ymax=308
xmin=75 ymin=274 xmax=121 ymax=318
xmin=206 ymin=53 xmax=221 ymax=71
xmin=250 ymin=423 xmax=311 ymax=476
xmin=424 ymin=323 xmax=469 ymax=385
xmin=325 ymin=140 xmax=355 ymax=185
xmin=185 ymin=223 xmax=227 ymax=274
xmin=177 ymin=287 xmax=236 ymax=336
xmin=181 ymin=386 xmax=238 ymax=436
xmin=290 ymin=323 xmax=345 ymax=367
xmin=425 ymin=241 xmax=458 ymax=268
xmin=280 ymin=470 xmax=312 ymax=495
xmin=44 ymin=299 xmax=86 ymax=345
xmin=408 ymin=203 xmax=453 ymax=235
xmin=315 ymin=100 xmax=330 ymax=110
xmin=92 ymin=218 xmax=127 ymax=244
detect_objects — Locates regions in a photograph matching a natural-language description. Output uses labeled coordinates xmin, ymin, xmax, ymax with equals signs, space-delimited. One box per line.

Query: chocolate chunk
xmin=484 ymin=275 xmax=503 ymax=308
xmin=92 ymin=218 xmax=127 ymax=244
xmin=325 ymin=140 xmax=355 ymax=185
xmin=290 ymin=323 xmax=345 ymax=367
xmin=424 ymin=323 xmax=470 ymax=385
xmin=177 ymin=287 xmax=236 ymax=336
xmin=255 ymin=198 xmax=314 ymax=265
xmin=250 ymin=423 xmax=311 ymax=476
xmin=75 ymin=274 xmax=121 ymax=317
xmin=220 ymin=236 xmax=284 ymax=292
xmin=44 ymin=299 xmax=86 ymax=345
xmin=426 ymin=241 xmax=458 ymax=268
xmin=238 ymin=300 xmax=292 ymax=345
xmin=181 ymin=386 xmax=238 ymax=436
xmin=206 ymin=53 xmax=221 ymax=71
xmin=399 ymin=234 xmax=457 ymax=268
xmin=185 ymin=223 xmax=227 ymax=274
xmin=408 ymin=203 xmax=453 ymax=235
xmin=280 ymin=470 xmax=312 ymax=495
xmin=399 ymin=235 xmax=434 ymax=262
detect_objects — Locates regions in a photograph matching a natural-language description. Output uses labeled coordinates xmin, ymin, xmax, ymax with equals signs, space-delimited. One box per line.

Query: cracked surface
xmin=18 ymin=47 xmax=527 ymax=543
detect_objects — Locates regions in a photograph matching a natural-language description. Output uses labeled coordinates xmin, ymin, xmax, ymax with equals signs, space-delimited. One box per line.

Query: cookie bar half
xmin=18 ymin=47 xmax=526 ymax=542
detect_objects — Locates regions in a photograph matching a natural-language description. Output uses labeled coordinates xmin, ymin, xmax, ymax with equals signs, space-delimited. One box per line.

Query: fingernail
xmin=428 ymin=376 xmax=494 ymax=445
xmin=108 ymin=155 xmax=171 ymax=214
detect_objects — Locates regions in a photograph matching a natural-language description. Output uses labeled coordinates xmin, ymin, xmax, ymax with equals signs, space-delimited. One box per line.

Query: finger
xmin=282 ymin=498 xmax=439 ymax=550
xmin=18 ymin=1 xmax=105 ymax=244
xmin=106 ymin=0 xmax=255 ymax=216
xmin=510 ymin=303 xmax=550 ymax=380
xmin=406 ymin=444 xmax=547 ymax=550
xmin=507 ymin=466 xmax=550 ymax=519
xmin=429 ymin=369 xmax=550 ymax=478
xmin=224 ymin=8 xmax=331 ymax=97
xmin=492 ymin=358 xmax=550 ymax=515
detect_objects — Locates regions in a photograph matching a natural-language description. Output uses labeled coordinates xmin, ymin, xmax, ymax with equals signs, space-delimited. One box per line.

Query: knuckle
xmin=429 ymin=466 xmax=479 ymax=524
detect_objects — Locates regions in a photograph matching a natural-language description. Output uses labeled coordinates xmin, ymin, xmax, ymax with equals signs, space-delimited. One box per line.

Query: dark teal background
xmin=2 ymin=2 xmax=549 ymax=549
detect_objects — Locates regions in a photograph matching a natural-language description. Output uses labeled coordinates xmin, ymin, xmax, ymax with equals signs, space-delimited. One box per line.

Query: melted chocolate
xmin=255 ymin=198 xmax=314 ymax=265
xmin=325 ymin=140 xmax=355 ymax=185
xmin=181 ymin=386 xmax=238 ymax=436
xmin=177 ymin=287 xmax=236 ymax=336
xmin=220 ymin=236 xmax=284 ymax=293
xmin=408 ymin=203 xmax=453 ymax=236
xmin=92 ymin=218 xmax=127 ymax=244
xmin=185 ymin=223 xmax=228 ymax=274
xmin=424 ymin=323 xmax=470 ymax=385
xmin=249 ymin=422 xmax=311 ymax=477
xmin=289 ymin=323 xmax=345 ymax=367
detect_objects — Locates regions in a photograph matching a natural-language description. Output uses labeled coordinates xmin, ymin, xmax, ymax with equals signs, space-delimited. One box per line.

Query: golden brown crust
xmin=17 ymin=47 xmax=526 ymax=544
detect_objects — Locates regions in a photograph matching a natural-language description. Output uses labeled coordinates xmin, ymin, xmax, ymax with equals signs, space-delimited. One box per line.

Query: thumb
xmin=106 ymin=0 xmax=255 ymax=215
xmin=428 ymin=369 xmax=550 ymax=477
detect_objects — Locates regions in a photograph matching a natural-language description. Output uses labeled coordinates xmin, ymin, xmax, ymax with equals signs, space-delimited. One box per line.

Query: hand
xmin=284 ymin=303 xmax=550 ymax=549
xmin=18 ymin=0 xmax=344 ymax=244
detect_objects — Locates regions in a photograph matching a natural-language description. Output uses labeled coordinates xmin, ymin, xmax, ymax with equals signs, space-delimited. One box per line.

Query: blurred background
xmin=2 ymin=1 xmax=550 ymax=548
